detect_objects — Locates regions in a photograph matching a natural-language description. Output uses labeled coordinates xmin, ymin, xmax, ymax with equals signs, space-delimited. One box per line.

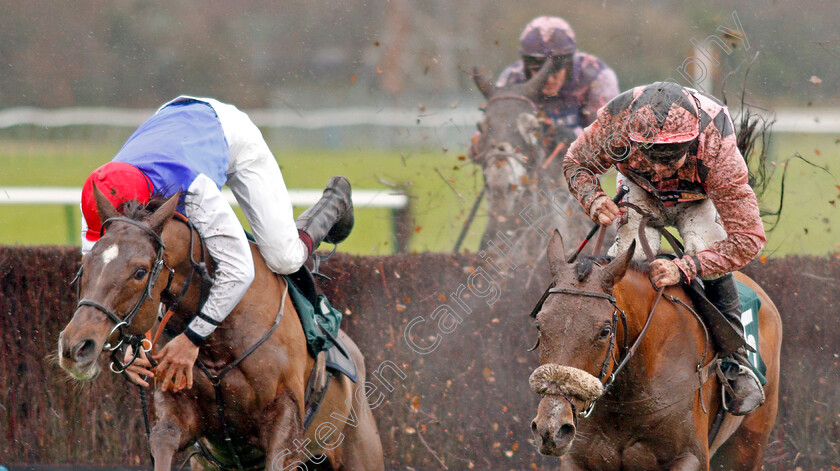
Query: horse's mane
xmin=573 ymin=255 xmax=649 ymax=282
xmin=119 ymin=193 xmax=173 ymax=221
xmin=720 ymin=52 xmax=828 ymax=232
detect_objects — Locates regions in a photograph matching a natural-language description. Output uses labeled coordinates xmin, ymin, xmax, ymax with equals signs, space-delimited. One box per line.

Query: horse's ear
xmin=146 ymin=192 xmax=179 ymax=235
xmin=547 ymin=229 xmax=566 ymax=278
xmin=601 ymin=240 xmax=636 ymax=290
xmin=473 ymin=67 xmax=494 ymax=99
xmin=521 ymin=56 xmax=556 ymax=100
xmin=93 ymin=183 xmax=120 ymax=223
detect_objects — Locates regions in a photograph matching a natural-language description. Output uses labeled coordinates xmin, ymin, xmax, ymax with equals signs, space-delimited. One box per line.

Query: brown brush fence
xmin=1 ymin=246 xmax=838 ymax=470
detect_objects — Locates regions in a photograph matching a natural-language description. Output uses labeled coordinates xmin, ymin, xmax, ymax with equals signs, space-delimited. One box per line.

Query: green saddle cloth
xmin=734 ymin=281 xmax=767 ymax=386
xmin=283 ymin=275 xmax=343 ymax=356
xmin=243 ymin=230 xmax=343 ymax=356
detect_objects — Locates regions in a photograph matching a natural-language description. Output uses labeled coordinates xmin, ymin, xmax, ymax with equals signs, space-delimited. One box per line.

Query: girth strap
xmin=192 ymin=283 xmax=288 ymax=471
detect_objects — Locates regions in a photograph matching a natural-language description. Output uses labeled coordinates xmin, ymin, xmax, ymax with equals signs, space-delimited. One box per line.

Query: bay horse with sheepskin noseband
xmin=57 ymin=189 xmax=384 ymax=471
xmin=530 ymin=230 xmax=780 ymax=470
xmin=470 ymin=57 xmax=597 ymax=259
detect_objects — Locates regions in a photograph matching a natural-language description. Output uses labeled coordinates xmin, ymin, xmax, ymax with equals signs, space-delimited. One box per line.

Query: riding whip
xmin=567 ymin=185 xmax=629 ymax=263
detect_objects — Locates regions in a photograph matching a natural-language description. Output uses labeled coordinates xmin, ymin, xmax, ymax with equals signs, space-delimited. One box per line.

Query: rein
xmin=73 ymin=216 xmax=174 ymax=372
xmin=71 ymin=213 xmax=211 ymax=374
xmin=151 ymin=213 xmax=213 ymax=356
xmin=191 ymin=283 xmax=289 ymax=471
xmin=531 ymin=205 xmax=715 ymax=417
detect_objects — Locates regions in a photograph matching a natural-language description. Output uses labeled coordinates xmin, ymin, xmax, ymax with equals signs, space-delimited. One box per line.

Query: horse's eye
xmin=599 ymin=326 xmax=612 ymax=339
xmin=133 ymin=268 xmax=148 ymax=280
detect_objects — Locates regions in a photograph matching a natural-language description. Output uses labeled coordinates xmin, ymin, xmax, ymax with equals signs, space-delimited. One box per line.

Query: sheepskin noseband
xmin=529 ymin=364 xmax=604 ymax=401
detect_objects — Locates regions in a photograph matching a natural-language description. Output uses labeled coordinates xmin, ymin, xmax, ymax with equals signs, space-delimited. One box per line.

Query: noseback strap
xmin=529 ymin=364 xmax=604 ymax=401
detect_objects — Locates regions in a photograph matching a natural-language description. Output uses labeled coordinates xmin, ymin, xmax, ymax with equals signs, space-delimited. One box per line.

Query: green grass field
xmin=1 ymin=133 xmax=837 ymax=257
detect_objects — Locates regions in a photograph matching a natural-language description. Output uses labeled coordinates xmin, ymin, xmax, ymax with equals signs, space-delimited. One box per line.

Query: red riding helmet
xmin=81 ymin=161 xmax=153 ymax=242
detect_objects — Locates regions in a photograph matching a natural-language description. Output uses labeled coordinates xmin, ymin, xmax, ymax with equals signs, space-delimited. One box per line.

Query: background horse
xmin=469 ymin=58 xmax=599 ymax=262
xmin=57 ymin=189 xmax=383 ymax=470
xmin=530 ymin=230 xmax=781 ymax=470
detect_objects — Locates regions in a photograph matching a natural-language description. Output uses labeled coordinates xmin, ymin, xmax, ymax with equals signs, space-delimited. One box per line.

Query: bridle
xmin=72 ymin=211 xmax=270 ymax=470
xmin=537 ymin=283 xmax=632 ymax=419
xmin=473 ymin=94 xmax=543 ymax=174
xmin=530 ymin=206 xmax=709 ymax=418
xmin=70 ymin=214 xmax=209 ymax=373
xmin=72 ymin=217 xmax=170 ymax=373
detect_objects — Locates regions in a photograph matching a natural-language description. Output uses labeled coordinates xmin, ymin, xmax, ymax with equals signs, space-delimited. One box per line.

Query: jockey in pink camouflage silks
xmin=469 ymin=16 xmax=619 ymax=160
xmin=562 ymin=81 xmax=766 ymax=416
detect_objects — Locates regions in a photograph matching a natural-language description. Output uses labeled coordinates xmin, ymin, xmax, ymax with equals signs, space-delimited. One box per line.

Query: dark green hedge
xmin=1 ymin=247 xmax=837 ymax=469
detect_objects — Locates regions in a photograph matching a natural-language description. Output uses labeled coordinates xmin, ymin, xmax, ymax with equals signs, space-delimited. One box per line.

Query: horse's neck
xmin=159 ymin=220 xmax=218 ymax=343
xmin=160 ymin=221 xmax=289 ymax=354
xmin=609 ymin=272 xmax=708 ymax=403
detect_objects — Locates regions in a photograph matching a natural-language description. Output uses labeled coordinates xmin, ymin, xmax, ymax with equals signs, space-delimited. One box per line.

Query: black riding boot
xmin=704 ymin=273 xmax=765 ymax=415
xmin=296 ymin=176 xmax=354 ymax=253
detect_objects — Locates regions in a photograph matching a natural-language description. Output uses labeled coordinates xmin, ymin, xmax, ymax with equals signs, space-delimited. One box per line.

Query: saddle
xmin=655 ymin=253 xmax=748 ymax=357
xmin=285 ymin=265 xmax=357 ymax=381
xmin=285 ymin=264 xmax=358 ymax=431
xmin=243 ymin=229 xmax=357 ymax=381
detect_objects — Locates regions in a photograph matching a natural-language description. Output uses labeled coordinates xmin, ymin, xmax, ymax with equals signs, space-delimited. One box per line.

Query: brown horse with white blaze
xmin=530 ymin=230 xmax=781 ymax=470
xmin=57 ymin=189 xmax=384 ymax=470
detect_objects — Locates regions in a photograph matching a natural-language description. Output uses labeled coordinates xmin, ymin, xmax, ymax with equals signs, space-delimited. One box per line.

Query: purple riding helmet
xmin=519 ymin=16 xmax=577 ymax=78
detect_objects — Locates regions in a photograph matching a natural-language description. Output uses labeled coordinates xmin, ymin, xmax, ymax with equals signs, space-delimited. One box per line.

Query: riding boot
xmin=296 ymin=176 xmax=354 ymax=253
xmin=703 ymin=273 xmax=765 ymax=416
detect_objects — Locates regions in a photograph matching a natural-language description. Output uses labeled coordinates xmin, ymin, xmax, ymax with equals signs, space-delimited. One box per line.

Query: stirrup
xmin=720 ymin=362 xmax=765 ymax=413
xmin=312 ymin=245 xmax=337 ymax=279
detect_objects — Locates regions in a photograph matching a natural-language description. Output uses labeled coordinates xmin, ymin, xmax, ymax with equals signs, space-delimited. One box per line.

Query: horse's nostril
xmin=557 ymin=423 xmax=575 ymax=441
xmin=74 ymin=339 xmax=97 ymax=361
xmin=60 ymin=341 xmax=72 ymax=360
xmin=531 ymin=420 xmax=538 ymax=433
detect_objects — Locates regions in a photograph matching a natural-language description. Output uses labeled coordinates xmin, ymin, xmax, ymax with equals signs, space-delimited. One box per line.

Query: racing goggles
xmin=523 ymin=54 xmax=572 ymax=77
xmin=636 ymin=139 xmax=695 ymax=164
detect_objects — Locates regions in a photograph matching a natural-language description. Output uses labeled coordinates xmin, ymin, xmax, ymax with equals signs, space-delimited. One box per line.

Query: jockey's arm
xmin=181 ymin=174 xmax=255 ymax=345
xmin=678 ymin=134 xmax=766 ymax=280
xmin=562 ymin=106 xmax=624 ymax=216
xmin=151 ymin=175 xmax=254 ymax=391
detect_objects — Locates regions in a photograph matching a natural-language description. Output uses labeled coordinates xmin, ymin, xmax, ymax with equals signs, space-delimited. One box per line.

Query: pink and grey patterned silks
xmin=562 ymin=85 xmax=766 ymax=281
xmin=496 ymin=52 xmax=619 ymax=135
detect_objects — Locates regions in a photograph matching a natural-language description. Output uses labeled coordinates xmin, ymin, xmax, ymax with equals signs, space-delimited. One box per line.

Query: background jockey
xmin=561 ymin=81 xmax=766 ymax=416
xmin=79 ymin=96 xmax=354 ymax=392
xmin=469 ymin=15 xmax=619 ymax=160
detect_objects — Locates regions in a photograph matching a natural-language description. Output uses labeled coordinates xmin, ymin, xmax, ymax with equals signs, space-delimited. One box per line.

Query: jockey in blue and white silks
xmin=80 ymin=96 xmax=354 ymax=391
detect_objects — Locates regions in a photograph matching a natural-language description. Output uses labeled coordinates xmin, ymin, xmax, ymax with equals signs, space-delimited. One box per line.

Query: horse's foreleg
xmin=264 ymin=389 xmax=307 ymax=471
xmin=149 ymin=393 xmax=201 ymax=471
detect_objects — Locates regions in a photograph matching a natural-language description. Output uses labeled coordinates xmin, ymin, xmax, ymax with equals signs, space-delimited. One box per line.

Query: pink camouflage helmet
xmin=626 ymin=82 xmax=702 ymax=163
xmin=519 ymin=16 xmax=577 ymax=57
xmin=519 ymin=16 xmax=577 ymax=77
